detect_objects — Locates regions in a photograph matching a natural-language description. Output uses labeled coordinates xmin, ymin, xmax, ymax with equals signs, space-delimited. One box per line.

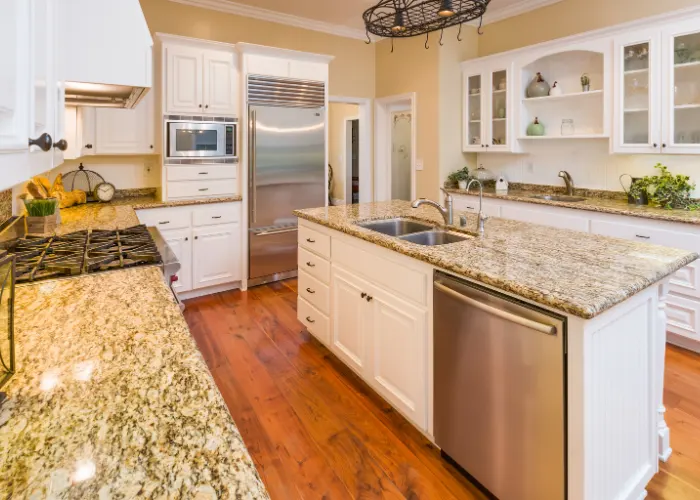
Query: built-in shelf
xmin=470 ymin=120 xmax=481 ymax=123
xmin=523 ymin=89 xmax=603 ymax=103
xmin=468 ymin=92 xmax=481 ymax=97
xmin=624 ymin=107 xmax=649 ymax=113
xmin=624 ymin=68 xmax=649 ymax=75
xmin=492 ymin=118 xmax=506 ymax=122
xmin=518 ymin=134 xmax=608 ymax=140
xmin=493 ymin=89 xmax=507 ymax=94
xmin=675 ymin=103 xmax=700 ymax=110
xmin=675 ymin=61 xmax=700 ymax=70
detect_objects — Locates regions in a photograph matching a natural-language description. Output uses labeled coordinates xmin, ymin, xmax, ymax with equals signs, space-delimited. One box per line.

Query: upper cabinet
xmin=164 ymin=41 xmax=238 ymax=117
xmin=237 ymin=43 xmax=333 ymax=83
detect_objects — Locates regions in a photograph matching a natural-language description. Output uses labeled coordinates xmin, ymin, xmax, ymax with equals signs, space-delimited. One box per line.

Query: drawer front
xmin=166 ymin=165 xmax=238 ymax=182
xmin=590 ymin=219 xmax=700 ymax=252
xmin=501 ymin=205 xmax=589 ymax=232
xmin=136 ymin=208 xmax=191 ymax=230
xmin=299 ymin=270 xmax=330 ymax=315
xmin=298 ymin=246 xmax=330 ymax=284
xmin=167 ymin=179 xmax=236 ymax=199
xmin=669 ymin=261 xmax=700 ymax=299
xmin=453 ymin=195 xmax=501 ymax=218
xmin=299 ymin=224 xmax=331 ymax=259
xmin=298 ymin=297 xmax=329 ymax=345
xmin=667 ymin=293 xmax=700 ymax=341
xmin=192 ymin=203 xmax=241 ymax=227
xmin=333 ymin=238 xmax=428 ymax=306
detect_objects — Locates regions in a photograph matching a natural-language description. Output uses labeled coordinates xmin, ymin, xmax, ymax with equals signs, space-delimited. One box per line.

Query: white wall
xmin=478 ymin=141 xmax=700 ymax=197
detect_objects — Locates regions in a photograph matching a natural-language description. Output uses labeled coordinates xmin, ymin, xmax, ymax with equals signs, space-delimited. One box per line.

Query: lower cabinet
xmin=162 ymin=228 xmax=192 ymax=292
xmin=192 ymin=223 xmax=241 ymax=288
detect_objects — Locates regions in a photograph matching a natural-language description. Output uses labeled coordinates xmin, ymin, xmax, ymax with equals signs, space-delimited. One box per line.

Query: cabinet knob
xmin=28 ymin=133 xmax=53 ymax=152
xmin=199 ymin=104 xmax=202 ymax=108
xmin=53 ymin=139 xmax=68 ymax=151
xmin=366 ymin=295 xmax=373 ymax=302
xmin=662 ymin=143 xmax=667 ymax=148
xmin=185 ymin=237 xmax=189 ymax=241
xmin=150 ymin=145 xmax=154 ymax=149
xmin=205 ymin=104 xmax=209 ymax=109
xmin=485 ymin=144 xmax=489 ymax=148
xmin=481 ymin=144 xmax=485 ymax=148
xmin=361 ymin=292 xmax=367 ymax=298
xmin=653 ymin=143 xmax=658 ymax=148
xmin=85 ymin=143 xmax=93 ymax=149
xmin=195 ymin=236 xmax=199 ymax=240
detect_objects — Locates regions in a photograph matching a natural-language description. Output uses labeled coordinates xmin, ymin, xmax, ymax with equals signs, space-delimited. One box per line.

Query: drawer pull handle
xmin=366 ymin=295 xmax=373 ymax=302
xmin=306 ymin=238 xmax=315 ymax=243
xmin=361 ymin=292 xmax=367 ymax=298
xmin=466 ymin=206 xmax=475 ymax=210
xmin=306 ymin=316 xmax=315 ymax=324
xmin=199 ymin=188 xmax=209 ymax=192
xmin=159 ymin=221 xmax=170 ymax=225
xmin=198 ymin=172 xmax=209 ymax=175
xmin=306 ymin=287 xmax=316 ymax=294
xmin=635 ymin=234 xmax=651 ymax=239
xmin=306 ymin=262 xmax=315 ymax=268
xmin=212 ymin=216 xmax=222 ymax=219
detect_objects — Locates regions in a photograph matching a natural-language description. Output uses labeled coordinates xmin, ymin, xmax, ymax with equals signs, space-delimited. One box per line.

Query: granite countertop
xmin=294 ymin=201 xmax=698 ymax=319
xmin=0 ymin=267 xmax=269 ymax=499
xmin=445 ymin=185 xmax=700 ymax=225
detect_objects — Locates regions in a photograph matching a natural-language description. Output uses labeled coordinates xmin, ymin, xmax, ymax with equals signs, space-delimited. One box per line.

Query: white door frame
xmin=329 ymin=96 xmax=373 ymax=203
xmin=375 ymin=93 xmax=417 ymax=202
xmin=344 ymin=116 xmax=359 ymax=204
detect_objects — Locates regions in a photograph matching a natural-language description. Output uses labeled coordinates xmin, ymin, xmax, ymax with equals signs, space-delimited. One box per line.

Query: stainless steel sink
xmin=356 ymin=218 xmax=435 ymax=237
xmin=528 ymin=194 xmax=587 ymax=203
xmin=399 ymin=231 xmax=471 ymax=246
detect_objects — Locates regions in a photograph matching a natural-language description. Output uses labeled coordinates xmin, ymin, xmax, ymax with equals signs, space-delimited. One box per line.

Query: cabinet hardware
xmin=466 ymin=206 xmax=475 ymax=210
xmin=306 ymin=316 xmax=315 ymax=323
xmin=306 ymin=287 xmax=316 ymax=294
xmin=53 ymin=139 xmax=68 ymax=151
xmin=361 ymin=292 xmax=367 ymax=298
xmin=653 ymin=143 xmax=658 ymax=148
xmin=185 ymin=237 xmax=189 ymax=241
xmin=635 ymin=234 xmax=651 ymax=239
xmin=195 ymin=236 xmax=199 ymax=240
xmin=198 ymin=172 xmax=209 ymax=175
xmin=159 ymin=221 xmax=170 ymax=225
xmin=211 ymin=216 xmax=222 ymax=219
xmin=306 ymin=238 xmax=315 ymax=243
xmin=205 ymin=104 xmax=209 ymax=109
xmin=485 ymin=144 xmax=490 ymax=148
xmin=28 ymin=133 xmax=53 ymax=152
xmin=366 ymin=295 xmax=373 ymax=302
xmin=481 ymin=144 xmax=485 ymax=148
xmin=662 ymin=143 xmax=667 ymax=148
xmin=85 ymin=143 xmax=93 ymax=149
xmin=306 ymin=262 xmax=315 ymax=267
xmin=150 ymin=145 xmax=154 ymax=149
xmin=199 ymin=104 xmax=202 ymax=108
xmin=199 ymin=188 xmax=209 ymax=192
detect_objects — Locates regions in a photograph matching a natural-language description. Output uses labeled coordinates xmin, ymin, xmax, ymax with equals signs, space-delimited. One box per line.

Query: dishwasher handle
xmin=434 ymin=281 xmax=557 ymax=335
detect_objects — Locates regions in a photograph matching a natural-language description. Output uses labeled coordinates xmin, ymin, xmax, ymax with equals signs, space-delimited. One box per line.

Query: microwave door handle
xmin=249 ymin=109 xmax=257 ymax=225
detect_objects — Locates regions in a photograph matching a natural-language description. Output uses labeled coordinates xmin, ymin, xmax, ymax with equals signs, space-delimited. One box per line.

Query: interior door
xmin=203 ymin=50 xmax=236 ymax=116
xmin=249 ymin=105 xmax=325 ymax=230
xmin=166 ymin=46 xmax=203 ymax=115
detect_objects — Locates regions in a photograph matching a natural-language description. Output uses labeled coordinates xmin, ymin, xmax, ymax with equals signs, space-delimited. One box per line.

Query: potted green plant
xmin=24 ymin=198 xmax=59 ymax=234
xmin=580 ymin=73 xmax=590 ymax=92
xmin=627 ymin=163 xmax=699 ymax=210
xmin=447 ymin=167 xmax=471 ymax=189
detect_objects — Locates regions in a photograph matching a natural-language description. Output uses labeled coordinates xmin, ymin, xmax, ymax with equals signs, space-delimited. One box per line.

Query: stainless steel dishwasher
xmin=433 ymin=271 xmax=567 ymax=500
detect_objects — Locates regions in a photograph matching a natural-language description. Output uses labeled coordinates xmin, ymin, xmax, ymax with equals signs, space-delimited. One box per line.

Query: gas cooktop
xmin=3 ymin=225 xmax=163 ymax=284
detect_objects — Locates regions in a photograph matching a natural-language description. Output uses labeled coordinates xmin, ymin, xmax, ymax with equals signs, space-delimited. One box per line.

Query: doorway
xmin=375 ymin=93 xmax=416 ymax=202
xmin=346 ymin=118 xmax=360 ymax=204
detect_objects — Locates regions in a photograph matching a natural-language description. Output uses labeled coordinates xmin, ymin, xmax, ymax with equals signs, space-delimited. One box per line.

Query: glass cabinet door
xmin=488 ymin=68 xmax=509 ymax=151
xmin=464 ymin=72 xmax=484 ymax=152
xmin=664 ymin=21 xmax=700 ymax=153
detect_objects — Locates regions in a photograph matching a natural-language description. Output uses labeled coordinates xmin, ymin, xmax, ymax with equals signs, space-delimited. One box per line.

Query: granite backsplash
xmin=0 ymin=189 xmax=12 ymax=225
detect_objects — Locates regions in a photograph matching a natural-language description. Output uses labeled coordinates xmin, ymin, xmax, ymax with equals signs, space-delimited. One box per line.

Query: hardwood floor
xmin=184 ymin=279 xmax=700 ymax=499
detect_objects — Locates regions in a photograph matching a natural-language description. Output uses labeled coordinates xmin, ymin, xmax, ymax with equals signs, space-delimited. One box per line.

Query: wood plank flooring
xmin=183 ymin=279 xmax=700 ymax=500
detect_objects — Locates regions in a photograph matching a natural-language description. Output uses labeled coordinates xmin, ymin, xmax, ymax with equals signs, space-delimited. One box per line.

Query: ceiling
xmin=171 ymin=0 xmax=562 ymax=39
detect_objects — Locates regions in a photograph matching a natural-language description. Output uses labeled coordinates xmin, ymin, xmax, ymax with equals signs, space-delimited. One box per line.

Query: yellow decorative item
xmin=51 ymin=173 xmax=87 ymax=209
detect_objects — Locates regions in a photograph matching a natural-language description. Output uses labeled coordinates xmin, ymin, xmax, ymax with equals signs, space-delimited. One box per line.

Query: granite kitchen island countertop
xmin=295 ymin=201 xmax=698 ymax=319
xmin=0 ymin=266 xmax=269 ymax=499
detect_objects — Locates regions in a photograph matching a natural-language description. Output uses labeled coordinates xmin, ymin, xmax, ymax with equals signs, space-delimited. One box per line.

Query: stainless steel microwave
xmin=166 ymin=120 xmax=237 ymax=159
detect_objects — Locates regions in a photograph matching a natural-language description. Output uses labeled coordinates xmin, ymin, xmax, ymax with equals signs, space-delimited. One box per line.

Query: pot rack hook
xmin=477 ymin=15 xmax=484 ymax=35
xmin=439 ymin=28 xmax=444 ymax=46
xmin=457 ymin=23 xmax=463 ymax=41
xmin=425 ymin=32 xmax=430 ymax=50
xmin=365 ymin=29 xmax=371 ymax=44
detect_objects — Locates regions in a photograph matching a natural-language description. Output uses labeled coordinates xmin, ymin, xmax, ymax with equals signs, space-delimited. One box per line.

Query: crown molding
xmin=168 ymin=0 xmax=371 ymax=41
xmin=481 ymin=0 xmax=564 ymax=25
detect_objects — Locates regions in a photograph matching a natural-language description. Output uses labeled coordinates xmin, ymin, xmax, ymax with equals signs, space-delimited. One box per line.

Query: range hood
xmin=58 ymin=0 xmax=153 ymax=109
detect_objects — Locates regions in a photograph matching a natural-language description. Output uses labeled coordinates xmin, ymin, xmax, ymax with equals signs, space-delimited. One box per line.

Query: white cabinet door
xmin=613 ymin=28 xmax=662 ymax=154
xmin=500 ymin=204 xmax=590 ymax=232
xmin=245 ymin=54 xmax=289 ymax=78
xmin=330 ymin=266 xmax=371 ymax=376
xmin=463 ymin=69 xmax=486 ymax=152
xmin=162 ymin=228 xmax=193 ymax=293
xmin=94 ymin=90 xmax=154 ymax=154
xmin=63 ymin=106 xmax=79 ymax=160
xmin=369 ymin=288 xmax=427 ymax=429
xmin=661 ymin=17 xmax=700 ymax=154
xmin=192 ymin=223 xmax=241 ymax=289
xmin=452 ymin=194 xmax=502 ymax=218
xmin=77 ymin=107 xmax=96 ymax=156
xmin=485 ymin=63 xmax=511 ymax=152
xmin=203 ymin=50 xmax=237 ymax=116
xmin=52 ymin=82 xmax=66 ymax=168
xmin=289 ymin=60 xmax=327 ymax=82
xmin=166 ymin=46 xmax=203 ymax=114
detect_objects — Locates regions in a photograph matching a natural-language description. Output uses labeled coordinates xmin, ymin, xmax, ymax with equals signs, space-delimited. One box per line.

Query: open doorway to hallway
xmin=375 ymin=93 xmax=416 ymax=202
xmin=391 ymin=107 xmax=412 ymax=201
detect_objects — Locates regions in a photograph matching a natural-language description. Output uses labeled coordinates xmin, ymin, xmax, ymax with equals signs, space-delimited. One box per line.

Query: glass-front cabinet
xmin=463 ymin=61 xmax=512 ymax=153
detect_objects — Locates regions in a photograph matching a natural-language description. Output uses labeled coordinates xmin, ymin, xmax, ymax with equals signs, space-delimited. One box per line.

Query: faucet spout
xmin=466 ymin=179 xmax=488 ymax=235
xmin=411 ymin=188 xmax=454 ymax=225
xmin=558 ymin=170 xmax=574 ymax=196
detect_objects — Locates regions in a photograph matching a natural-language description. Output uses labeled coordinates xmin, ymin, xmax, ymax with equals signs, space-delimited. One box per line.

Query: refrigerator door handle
xmin=255 ymin=227 xmax=298 ymax=236
xmin=249 ymin=108 xmax=257 ymax=225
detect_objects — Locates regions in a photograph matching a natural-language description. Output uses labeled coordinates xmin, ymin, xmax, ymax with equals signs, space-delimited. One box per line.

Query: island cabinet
xmin=298 ymin=219 xmax=430 ymax=431
xmin=136 ymin=202 xmax=242 ymax=299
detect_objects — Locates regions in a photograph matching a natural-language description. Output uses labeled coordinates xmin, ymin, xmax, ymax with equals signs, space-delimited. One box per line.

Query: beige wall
xmin=328 ymin=103 xmax=359 ymax=202
xmin=139 ymin=0 xmax=376 ymax=98
xmin=479 ymin=0 xmax=699 ymax=56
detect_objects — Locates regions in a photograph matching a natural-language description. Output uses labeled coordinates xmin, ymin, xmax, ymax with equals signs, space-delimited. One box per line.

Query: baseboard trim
xmin=667 ymin=332 xmax=700 ymax=354
xmin=178 ymin=281 xmax=241 ymax=301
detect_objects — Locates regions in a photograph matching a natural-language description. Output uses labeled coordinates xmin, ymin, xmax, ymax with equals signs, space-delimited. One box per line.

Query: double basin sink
xmin=356 ymin=218 xmax=471 ymax=246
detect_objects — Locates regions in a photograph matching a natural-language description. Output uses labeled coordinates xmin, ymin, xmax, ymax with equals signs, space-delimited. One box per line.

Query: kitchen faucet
xmin=558 ymin=170 xmax=574 ymax=195
xmin=411 ymin=188 xmax=454 ymax=225
xmin=466 ymin=179 xmax=488 ymax=235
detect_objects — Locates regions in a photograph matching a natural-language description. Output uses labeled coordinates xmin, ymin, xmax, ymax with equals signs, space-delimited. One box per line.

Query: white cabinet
xmin=95 ymin=90 xmax=155 ymax=154
xmin=463 ymin=60 xmax=513 ymax=152
xmin=193 ymin=223 xmax=241 ymax=288
xmin=330 ymin=266 xmax=371 ymax=375
xmin=238 ymin=44 xmax=332 ymax=83
xmin=164 ymin=42 xmax=237 ymax=116
xmin=500 ymin=204 xmax=590 ymax=232
xmin=162 ymin=228 xmax=192 ymax=292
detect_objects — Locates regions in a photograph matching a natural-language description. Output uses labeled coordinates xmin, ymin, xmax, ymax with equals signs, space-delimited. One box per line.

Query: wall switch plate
xmin=526 ymin=161 xmax=534 ymax=174
xmin=415 ymin=159 xmax=424 ymax=171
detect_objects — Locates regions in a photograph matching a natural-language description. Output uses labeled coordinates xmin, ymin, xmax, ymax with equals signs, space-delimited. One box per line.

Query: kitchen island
xmin=294 ymin=200 xmax=698 ymax=500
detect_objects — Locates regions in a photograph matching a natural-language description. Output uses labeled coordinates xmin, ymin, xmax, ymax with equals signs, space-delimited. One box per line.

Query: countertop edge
xmin=294 ymin=210 xmax=699 ymax=319
xmin=131 ymin=196 xmax=243 ymax=210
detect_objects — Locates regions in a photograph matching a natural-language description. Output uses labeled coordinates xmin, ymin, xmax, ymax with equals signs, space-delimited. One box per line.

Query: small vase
xmin=526 ymin=72 xmax=550 ymax=98
xmin=458 ymin=180 xmax=468 ymax=190
xmin=581 ymin=84 xmax=590 ymax=92
xmin=526 ymin=117 xmax=545 ymax=136
xmin=549 ymin=81 xmax=562 ymax=97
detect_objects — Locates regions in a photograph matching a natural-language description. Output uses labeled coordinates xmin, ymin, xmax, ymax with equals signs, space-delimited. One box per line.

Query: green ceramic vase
xmin=527 ymin=117 xmax=545 ymax=136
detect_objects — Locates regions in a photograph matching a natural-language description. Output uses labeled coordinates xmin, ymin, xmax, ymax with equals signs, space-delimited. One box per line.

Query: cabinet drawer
xmin=590 ymin=219 xmax=700 ymax=252
xmin=136 ymin=208 xmax=191 ymax=230
xmin=667 ymin=293 xmax=700 ymax=341
xmin=299 ymin=224 xmax=331 ymax=259
xmin=298 ymin=297 xmax=329 ymax=345
xmin=299 ymin=270 xmax=330 ymax=315
xmin=453 ymin=195 xmax=501 ymax=218
xmin=298 ymin=246 xmax=330 ymax=284
xmin=166 ymin=165 xmax=237 ymax=182
xmin=501 ymin=205 xmax=589 ymax=232
xmin=669 ymin=261 xmax=700 ymax=299
xmin=192 ymin=203 xmax=241 ymax=227
xmin=167 ymin=179 xmax=236 ymax=199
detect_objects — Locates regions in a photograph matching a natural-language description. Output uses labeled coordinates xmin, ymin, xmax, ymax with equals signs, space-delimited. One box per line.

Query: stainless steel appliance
xmin=247 ymin=75 xmax=326 ymax=286
xmin=433 ymin=271 xmax=567 ymax=500
xmin=166 ymin=118 xmax=237 ymax=160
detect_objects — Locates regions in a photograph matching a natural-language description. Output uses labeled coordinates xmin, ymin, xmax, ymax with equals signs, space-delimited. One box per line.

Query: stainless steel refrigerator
xmin=247 ymin=75 xmax=326 ymax=286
